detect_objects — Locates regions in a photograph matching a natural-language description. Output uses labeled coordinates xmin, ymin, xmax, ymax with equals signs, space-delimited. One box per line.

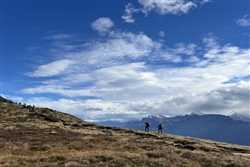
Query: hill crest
xmin=1 ymin=96 xmax=250 ymax=167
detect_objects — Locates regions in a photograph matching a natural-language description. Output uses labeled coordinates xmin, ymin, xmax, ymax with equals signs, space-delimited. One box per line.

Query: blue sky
xmin=1 ymin=0 xmax=249 ymax=122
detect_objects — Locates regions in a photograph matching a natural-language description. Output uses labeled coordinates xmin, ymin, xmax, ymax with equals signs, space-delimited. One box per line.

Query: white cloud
xmin=95 ymin=32 xmax=157 ymax=58
xmin=29 ymin=59 xmax=75 ymax=77
xmin=91 ymin=17 xmax=114 ymax=34
xmin=158 ymin=31 xmax=165 ymax=37
xmin=149 ymin=42 xmax=197 ymax=63
xmin=160 ymin=45 xmax=249 ymax=94
xmin=55 ymin=31 xmax=163 ymax=71
xmin=140 ymin=0 xmax=210 ymax=15
xmin=236 ymin=14 xmax=250 ymax=27
xmin=202 ymin=35 xmax=219 ymax=48
xmin=122 ymin=0 xmax=210 ymax=23
xmin=186 ymin=81 xmax=249 ymax=115
xmin=90 ymin=63 xmax=165 ymax=101
xmin=22 ymin=85 xmax=93 ymax=97
xmin=173 ymin=43 xmax=197 ymax=55
xmin=43 ymin=33 xmax=78 ymax=40
xmin=122 ymin=3 xmax=141 ymax=23
xmin=93 ymin=62 xmax=152 ymax=86
xmin=139 ymin=0 xmax=197 ymax=15
xmin=185 ymin=56 xmax=200 ymax=63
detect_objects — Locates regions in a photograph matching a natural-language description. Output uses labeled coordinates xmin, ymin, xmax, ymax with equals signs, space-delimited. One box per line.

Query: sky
xmin=1 ymin=0 xmax=249 ymax=122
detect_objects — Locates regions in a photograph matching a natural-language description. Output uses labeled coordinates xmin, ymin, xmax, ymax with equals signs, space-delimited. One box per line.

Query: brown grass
xmin=0 ymin=97 xmax=250 ymax=167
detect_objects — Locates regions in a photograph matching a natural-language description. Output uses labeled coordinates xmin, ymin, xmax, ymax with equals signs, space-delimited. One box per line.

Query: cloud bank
xmin=19 ymin=16 xmax=249 ymax=122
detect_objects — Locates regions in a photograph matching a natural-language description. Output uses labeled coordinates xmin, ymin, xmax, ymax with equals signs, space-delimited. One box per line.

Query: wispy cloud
xmin=122 ymin=3 xmax=140 ymax=23
xmin=236 ymin=14 xmax=250 ymax=27
xmin=43 ymin=33 xmax=78 ymax=40
xmin=28 ymin=59 xmax=75 ymax=77
xmin=22 ymin=85 xmax=92 ymax=97
xmin=158 ymin=31 xmax=165 ymax=37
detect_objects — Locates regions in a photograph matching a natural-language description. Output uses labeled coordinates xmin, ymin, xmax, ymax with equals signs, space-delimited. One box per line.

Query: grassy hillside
xmin=0 ymin=96 xmax=250 ymax=167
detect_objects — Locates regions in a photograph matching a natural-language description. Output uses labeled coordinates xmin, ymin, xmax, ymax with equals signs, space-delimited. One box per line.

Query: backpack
xmin=159 ymin=123 xmax=163 ymax=129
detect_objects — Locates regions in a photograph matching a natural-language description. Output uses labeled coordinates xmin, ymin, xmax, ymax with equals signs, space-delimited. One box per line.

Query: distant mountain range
xmin=95 ymin=114 xmax=250 ymax=146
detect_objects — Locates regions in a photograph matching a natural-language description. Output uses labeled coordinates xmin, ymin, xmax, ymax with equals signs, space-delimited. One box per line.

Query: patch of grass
xmin=67 ymin=141 xmax=87 ymax=151
xmin=49 ymin=155 xmax=67 ymax=162
xmin=147 ymin=152 xmax=166 ymax=158
xmin=29 ymin=144 xmax=50 ymax=151
xmin=94 ymin=155 xmax=114 ymax=162
xmin=41 ymin=108 xmax=50 ymax=114
xmin=44 ymin=114 xmax=60 ymax=122
xmin=64 ymin=161 xmax=82 ymax=167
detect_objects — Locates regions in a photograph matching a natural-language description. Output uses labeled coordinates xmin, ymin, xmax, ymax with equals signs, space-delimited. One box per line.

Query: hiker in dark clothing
xmin=158 ymin=123 xmax=163 ymax=134
xmin=145 ymin=122 xmax=150 ymax=132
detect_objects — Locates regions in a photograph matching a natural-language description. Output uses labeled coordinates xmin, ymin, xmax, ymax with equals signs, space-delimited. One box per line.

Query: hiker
xmin=158 ymin=123 xmax=163 ymax=134
xmin=23 ymin=103 xmax=27 ymax=108
xmin=145 ymin=122 xmax=150 ymax=132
